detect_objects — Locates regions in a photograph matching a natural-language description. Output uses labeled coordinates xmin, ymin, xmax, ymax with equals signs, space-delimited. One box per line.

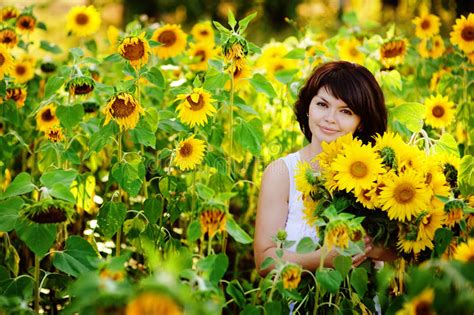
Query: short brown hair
xmin=294 ymin=61 xmax=387 ymax=144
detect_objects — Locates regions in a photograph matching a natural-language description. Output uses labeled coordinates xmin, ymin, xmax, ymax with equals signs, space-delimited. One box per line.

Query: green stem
xmin=34 ymin=255 xmax=40 ymax=313
xmin=267 ymin=272 xmax=279 ymax=302
xmin=116 ymin=131 xmax=123 ymax=257
xmin=228 ymin=72 xmax=235 ymax=176
xmin=191 ymin=168 xmax=196 ymax=214
xmin=207 ymin=234 xmax=213 ymax=256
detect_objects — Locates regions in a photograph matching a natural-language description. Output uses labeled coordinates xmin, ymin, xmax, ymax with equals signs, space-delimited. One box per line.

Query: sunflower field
xmin=0 ymin=1 xmax=473 ymax=314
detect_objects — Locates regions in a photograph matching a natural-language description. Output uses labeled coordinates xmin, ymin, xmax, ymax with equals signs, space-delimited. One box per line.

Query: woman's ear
xmin=357 ymin=124 xmax=363 ymax=132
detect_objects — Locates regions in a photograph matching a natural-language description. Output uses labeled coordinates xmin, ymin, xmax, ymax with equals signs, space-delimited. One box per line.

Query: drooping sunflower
xmin=118 ymin=32 xmax=151 ymax=69
xmin=0 ymin=28 xmax=18 ymax=49
xmin=332 ymin=144 xmax=385 ymax=192
xmin=338 ymin=38 xmax=365 ymax=65
xmin=36 ymin=104 xmax=60 ymax=132
xmin=379 ymin=169 xmax=431 ymax=222
xmin=412 ymin=13 xmax=441 ymax=39
xmin=11 ymin=58 xmax=35 ymax=84
xmin=281 ymin=264 xmax=302 ymax=290
xmin=191 ymin=21 xmax=215 ymax=44
xmin=450 ymin=13 xmax=474 ymax=53
xmin=397 ymin=223 xmax=433 ymax=254
xmin=418 ymin=35 xmax=445 ymax=59
xmin=46 ymin=125 xmax=64 ymax=143
xmin=175 ymin=88 xmax=216 ymax=127
xmin=21 ymin=199 xmax=74 ymax=224
xmin=199 ymin=209 xmax=226 ymax=238
xmin=16 ymin=14 xmax=36 ymax=33
xmin=103 ymin=92 xmax=143 ymax=130
xmin=453 ymin=238 xmax=474 ymax=262
xmin=424 ymin=94 xmax=455 ymax=129
xmin=324 ymin=221 xmax=351 ymax=249
xmin=151 ymin=24 xmax=187 ymax=59
xmin=295 ymin=161 xmax=318 ymax=197
xmin=174 ymin=136 xmax=206 ymax=171
xmin=302 ymin=195 xmax=319 ymax=227
xmin=65 ymin=75 xmax=95 ymax=96
xmin=444 ymin=199 xmax=464 ymax=228
xmin=126 ymin=292 xmax=182 ymax=315
xmin=0 ymin=45 xmax=14 ymax=79
xmin=66 ymin=5 xmax=101 ymax=38
xmin=416 ymin=208 xmax=444 ymax=240
xmin=395 ymin=288 xmax=435 ymax=315
xmin=379 ymin=39 xmax=408 ymax=68
xmin=224 ymin=42 xmax=247 ymax=73
xmin=188 ymin=42 xmax=217 ymax=71
xmin=4 ymin=87 xmax=27 ymax=108
xmin=0 ymin=6 xmax=19 ymax=21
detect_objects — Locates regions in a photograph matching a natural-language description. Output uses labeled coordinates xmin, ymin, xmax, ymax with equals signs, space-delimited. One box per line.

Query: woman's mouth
xmin=319 ymin=126 xmax=339 ymax=134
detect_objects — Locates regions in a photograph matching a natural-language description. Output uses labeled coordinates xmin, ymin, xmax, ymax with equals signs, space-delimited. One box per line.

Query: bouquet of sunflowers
xmin=295 ymin=132 xmax=472 ymax=262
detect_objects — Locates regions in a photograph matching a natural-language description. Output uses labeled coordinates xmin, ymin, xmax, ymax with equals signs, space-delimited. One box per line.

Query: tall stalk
xmin=136 ymin=71 xmax=149 ymax=199
xmin=228 ymin=72 xmax=235 ymax=176
xmin=116 ymin=131 xmax=123 ymax=257
xmin=34 ymin=255 xmax=40 ymax=313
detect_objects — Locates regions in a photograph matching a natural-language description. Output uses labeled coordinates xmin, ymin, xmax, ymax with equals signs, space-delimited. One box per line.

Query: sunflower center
xmin=1 ymin=33 xmax=14 ymax=44
xmin=274 ymin=64 xmax=284 ymax=72
xmin=110 ymin=98 xmax=136 ymax=118
xmin=421 ymin=19 xmax=431 ymax=30
xmin=7 ymin=88 xmax=22 ymax=101
xmin=195 ymin=50 xmax=206 ymax=62
xmin=75 ymin=13 xmax=89 ymax=26
xmin=432 ymin=105 xmax=445 ymax=118
xmin=233 ymin=67 xmax=241 ymax=78
xmin=186 ymin=94 xmax=205 ymax=111
xmin=414 ymin=301 xmax=432 ymax=315
xmin=425 ymin=172 xmax=433 ymax=185
xmin=200 ymin=30 xmax=209 ymax=36
xmin=41 ymin=109 xmax=54 ymax=122
xmin=382 ymin=42 xmax=405 ymax=58
xmin=350 ymin=47 xmax=359 ymax=57
xmin=0 ymin=53 xmax=5 ymax=66
xmin=16 ymin=65 xmax=26 ymax=75
xmin=123 ymin=41 xmax=145 ymax=61
xmin=158 ymin=30 xmax=177 ymax=47
xmin=179 ymin=142 xmax=193 ymax=157
xmin=350 ymin=161 xmax=368 ymax=178
xmin=394 ymin=183 xmax=415 ymax=204
xmin=72 ymin=83 xmax=94 ymax=95
xmin=461 ymin=26 xmax=474 ymax=41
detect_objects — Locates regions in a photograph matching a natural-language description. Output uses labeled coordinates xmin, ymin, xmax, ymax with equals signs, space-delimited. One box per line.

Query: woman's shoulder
xmin=262 ymin=150 xmax=302 ymax=181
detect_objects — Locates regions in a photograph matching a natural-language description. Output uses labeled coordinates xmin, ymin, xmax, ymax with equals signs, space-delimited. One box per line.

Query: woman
xmin=254 ymin=61 xmax=396 ymax=275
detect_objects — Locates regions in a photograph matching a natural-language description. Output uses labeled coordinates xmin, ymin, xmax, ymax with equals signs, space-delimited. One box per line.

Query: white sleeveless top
xmin=281 ymin=151 xmax=319 ymax=252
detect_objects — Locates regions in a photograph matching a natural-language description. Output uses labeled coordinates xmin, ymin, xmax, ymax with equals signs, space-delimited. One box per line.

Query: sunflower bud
xmin=276 ymin=229 xmax=288 ymax=241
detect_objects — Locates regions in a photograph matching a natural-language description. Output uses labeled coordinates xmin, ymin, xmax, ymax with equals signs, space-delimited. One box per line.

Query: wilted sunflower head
xmin=118 ymin=32 xmax=151 ymax=68
xmin=65 ymin=75 xmax=95 ymax=96
xmin=16 ymin=14 xmax=36 ymax=33
xmin=103 ymin=92 xmax=143 ymax=130
xmin=0 ymin=6 xmax=19 ymax=21
xmin=324 ymin=221 xmax=351 ymax=249
xmin=21 ymin=199 xmax=75 ymax=224
xmin=281 ymin=264 xmax=302 ymax=290
xmin=36 ymin=103 xmax=60 ymax=132
xmin=46 ymin=125 xmax=64 ymax=143
xmin=0 ymin=28 xmax=18 ymax=49
xmin=223 ymin=38 xmax=248 ymax=72
xmin=199 ymin=209 xmax=226 ymax=237
xmin=380 ymin=39 xmax=408 ymax=68
xmin=4 ymin=87 xmax=27 ymax=108
xmin=66 ymin=5 xmax=101 ymax=38
xmin=0 ymin=45 xmax=15 ymax=79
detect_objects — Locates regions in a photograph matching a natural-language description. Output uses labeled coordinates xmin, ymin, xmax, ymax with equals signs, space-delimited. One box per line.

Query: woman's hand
xmin=364 ymin=236 xmax=398 ymax=262
xmin=321 ymin=237 xmax=372 ymax=268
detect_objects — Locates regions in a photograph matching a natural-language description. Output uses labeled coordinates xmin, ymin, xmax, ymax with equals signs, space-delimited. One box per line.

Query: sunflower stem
xmin=116 ymin=131 xmax=123 ymax=257
xmin=191 ymin=168 xmax=196 ymax=214
xmin=207 ymin=234 xmax=213 ymax=256
xmin=268 ymin=271 xmax=279 ymax=302
xmin=34 ymin=254 xmax=40 ymax=313
xmin=228 ymin=71 xmax=235 ymax=176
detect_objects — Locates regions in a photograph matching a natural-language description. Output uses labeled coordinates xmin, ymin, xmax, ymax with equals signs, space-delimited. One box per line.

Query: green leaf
xmin=39 ymin=40 xmax=62 ymax=54
xmin=97 ymin=202 xmax=127 ymax=239
xmin=316 ymin=269 xmax=343 ymax=294
xmin=260 ymin=256 xmax=275 ymax=270
xmin=264 ymin=301 xmax=282 ymax=315
xmin=433 ymin=228 xmax=453 ymax=257
xmin=129 ymin=120 xmax=156 ymax=148
xmin=350 ymin=267 xmax=368 ymax=297
xmin=103 ymin=53 xmax=122 ymax=63
xmin=53 ymin=236 xmax=99 ymax=277
xmin=249 ymin=73 xmax=277 ymax=98
xmin=196 ymin=253 xmax=229 ymax=285
xmin=15 ymin=221 xmax=57 ymax=257
xmin=44 ymin=75 xmax=65 ymax=99
xmin=226 ymin=280 xmax=245 ymax=308
xmin=40 ymin=169 xmax=78 ymax=188
xmin=0 ymin=197 xmax=24 ymax=232
xmin=334 ymin=256 xmax=352 ymax=279
xmin=459 ymin=155 xmax=474 ymax=197
xmin=227 ymin=10 xmax=237 ymax=29
xmin=284 ymin=48 xmax=306 ymax=60
xmin=143 ymin=66 xmax=165 ymax=89
xmin=56 ymin=104 xmax=85 ymax=130
xmin=2 ymin=101 xmax=20 ymax=126
xmin=1 ymin=276 xmax=34 ymax=299
xmin=275 ymin=69 xmax=298 ymax=84
xmin=432 ymin=133 xmax=459 ymax=157
xmin=379 ymin=70 xmax=402 ymax=91
xmin=196 ymin=183 xmax=215 ymax=199
xmin=237 ymin=12 xmax=257 ymax=33
xmin=226 ymin=215 xmax=252 ymax=244
xmin=390 ymin=102 xmax=425 ymax=133
xmin=1 ymin=172 xmax=36 ymax=200
xmin=187 ymin=220 xmax=202 ymax=242
xmin=143 ymin=198 xmax=163 ymax=224
xmin=111 ymin=154 xmax=146 ymax=197
xmin=48 ymin=183 xmax=76 ymax=203
xmin=87 ymin=123 xmax=117 ymax=156
xmin=204 ymin=70 xmax=229 ymax=90
xmin=296 ymin=237 xmax=317 ymax=254
xmin=240 ymin=304 xmax=261 ymax=315
xmin=234 ymin=118 xmax=264 ymax=155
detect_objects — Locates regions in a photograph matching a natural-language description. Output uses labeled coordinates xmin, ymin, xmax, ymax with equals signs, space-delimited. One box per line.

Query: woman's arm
xmin=254 ymin=159 xmax=370 ymax=276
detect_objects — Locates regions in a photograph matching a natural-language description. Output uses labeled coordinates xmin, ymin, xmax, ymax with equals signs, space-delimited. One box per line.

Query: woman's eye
xmin=341 ymin=109 xmax=353 ymax=115
xmin=316 ymin=102 xmax=327 ymax=107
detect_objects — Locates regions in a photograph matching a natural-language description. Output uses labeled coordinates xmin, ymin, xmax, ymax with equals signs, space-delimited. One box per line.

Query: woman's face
xmin=308 ymin=86 xmax=361 ymax=145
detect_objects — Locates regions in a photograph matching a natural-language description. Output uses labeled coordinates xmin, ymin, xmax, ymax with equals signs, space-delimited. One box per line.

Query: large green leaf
xmin=334 ymin=255 xmax=352 ymax=279
xmin=1 ymin=276 xmax=34 ymax=299
xmin=204 ymin=70 xmax=229 ymax=91
xmin=40 ymin=169 xmax=78 ymax=188
xmin=459 ymin=155 xmax=474 ymax=197
xmin=143 ymin=198 xmax=163 ymax=224
xmin=87 ymin=123 xmax=117 ymax=158
xmin=129 ymin=120 xmax=156 ymax=149
xmin=48 ymin=183 xmax=76 ymax=203
xmin=316 ymin=269 xmax=343 ymax=294
xmin=15 ymin=221 xmax=57 ymax=257
xmin=379 ymin=70 xmax=402 ymax=91
xmin=249 ymin=73 xmax=277 ymax=98
xmin=0 ymin=172 xmax=36 ymax=200
xmin=0 ymin=197 xmax=24 ymax=232
xmin=97 ymin=202 xmax=127 ymax=239
xmin=44 ymin=75 xmax=65 ymax=99
xmin=53 ymin=236 xmax=99 ymax=277
xmin=196 ymin=253 xmax=229 ymax=285
xmin=56 ymin=104 xmax=85 ymax=130
xmin=390 ymin=102 xmax=425 ymax=133
xmin=143 ymin=66 xmax=165 ymax=90
xmin=350 ymin=267 xmax=368 ymax=297
xmin=432 ymin=133 xmax=459 ymax=156
xmin=296 ymin=237 xmax=317 ymax=254
xmin=187 ymin=220 xmax=201 ymax=242
xmin=234 ymin=118 xmax=264 ymax=155
xmin=111 ymin=153 xmax=146 ymax=197
xmin=226 ymin=215 xmax=252 ymax=244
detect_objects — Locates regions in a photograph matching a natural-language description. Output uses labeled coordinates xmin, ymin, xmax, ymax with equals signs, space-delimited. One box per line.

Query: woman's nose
xmin=323 ymin=110 xmax=336 ymax=123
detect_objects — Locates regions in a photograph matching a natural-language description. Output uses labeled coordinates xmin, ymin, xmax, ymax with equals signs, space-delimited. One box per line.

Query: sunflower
xmin=11 ymin=59 xmax=35 ymax=84
xmin=442 ymin=238 xmax=459 ymax=260
xmin=65 ymin=76 xmax=95 ymax=96
xmin=175 ymin=88 xmax=216 ymax=127
xmin=367 ymin=173 xmax=392 ymax=208
xmin=379 ymin=170 xmax=431 ymax=222
xmin=397 ymin=145 xmax=427 ymax=173
xmin=295 ymin=161 xmax=317 ymax=197
xmin=191 ymin=21 xmax=214 ymax=44
xmin=199 ymin=209 xmax=226 ymax=238
xmin=36 ymin=104 xmax=60 ymax=132
xmin=324 ymin=221 xmax=351 ymax=249
xmin=435 ymin=153 xmax=459 ymax=189
xmin=0 ymin=28 xmax=18 ymax=49
xmin=66 ymin=5 xmax=101 ymax=38
xmin=0 ymin=45 xmax=14 ymax=79
xmin=224 ymin=42 xmax=247 ymax=73
xmin=103 ymin=92 xmax=143 ymax=130
xmin=397 ymin=224 xmax=433 ymax=254
xmin=380 ymin=39 xmax=408 ymax=68
xmin=16 ymin=14 xmax=36 ymax=33
xmin=174 ymin=136 xmax=206 ymax=171
xmin=107 ymin=25 xmax=120 ymax=53
xmin=188 ymin=42 xmax=217 ymax=71
xmin=453 ymin=239 xmax=474 ymax=263
xmin=418 ymin=35 xmax=445 ymax=59
xmin=429 ymin=68 xmax=450 ymax=92
xmin=396 ymin=288 xmax=435 ymax=315
xmin=46 ymin=125 xmax=64 ymax=143
xmin=338 ymin=38 xmax=365 ymax=65
xmin=355 ymin=187 xmax=377 ymax=209
xmin=416 ymin=208 xmax=444 ymax=240
xmin=317 ymin=133 xmax=361 ymax=170
xmin=0 ymin=6 xmax=19 ymax=21
xmin=225 ymin=64 xmax=251 ymax=91
xmin=118 ymin=32 xmax=151 ymax=69
xmin=450 ymin=13 xmax=474 ymax=53
xmin=332 ymin=144 xmax=385 ymax=192
xmin=302 ymin=196 xmax=319 ymax=227
xmin=99 ymin=268 xmax=125 ymax=282
xmin=257 ymin=43 xmax=297 ymax=76
xmin=4 ymin=87 xmax=27 ymax=108
xmin=281 ymin=264 xmax=302 ymax=290
xmin=126 ymin=292 xmax=182 ymax=315
xmin=444 ymin=199 xmax=464 ymax=228
xmin=151 ymin=24 xmax=187 ymax=59
xmin=22 ymin=199 xmax=74 ymax=224
xmin=412 ymin=13 xmax=441 ymax=39
xmin=424 ymin=94 xmax=455 ymax=129
xmin=423 ymin=161 xmax=450 ymax=210
xmin=373 ymin=131 xmax=405 ymax=169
